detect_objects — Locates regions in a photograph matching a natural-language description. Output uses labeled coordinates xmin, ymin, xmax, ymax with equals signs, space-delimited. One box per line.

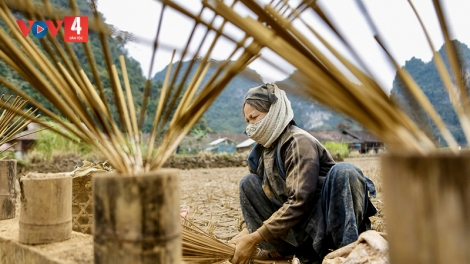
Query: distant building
xmin=308 ymin=130 xmax=351 ymax=144
xmin=308 ymin=129 xmax=384 ymax=154
xmin=205 ymin=138 xmax=237 ymax=154
xmin=341 ymin=130 xmax=384 ymax=154
xmin=206 ymin=133 xmax=248 ymax=145
xmin=9 ymin=122 xmax=41 ymax=158
xmin=236 ymin=138 xmax=256 ymax=153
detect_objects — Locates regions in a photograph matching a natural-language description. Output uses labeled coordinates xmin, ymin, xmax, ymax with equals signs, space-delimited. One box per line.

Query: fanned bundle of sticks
xmin=0 ymin=0 xmax=261 ymax=174
xmin=0 ymin=95 xmax=44 ymax=158
xmin=193 ymin=0 xmax=468 ymax=154
xmin=182 ymin=218 xmax=293 ymax=264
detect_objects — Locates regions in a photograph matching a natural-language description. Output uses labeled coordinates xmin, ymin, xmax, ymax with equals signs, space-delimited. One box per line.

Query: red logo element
xmin=45 ymin=21 xmax=62 ymax=37
xmin=63 ymin=16 xmax=88 ymax=43
xmin=16 ymin=20 xmax=63 ymax=38
xmin=16 ymin=20 xmax=34 ymax=37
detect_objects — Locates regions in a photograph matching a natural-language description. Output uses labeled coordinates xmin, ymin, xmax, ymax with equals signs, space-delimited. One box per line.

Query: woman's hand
xmin=230 ymin=231 xmax=264 ymax=264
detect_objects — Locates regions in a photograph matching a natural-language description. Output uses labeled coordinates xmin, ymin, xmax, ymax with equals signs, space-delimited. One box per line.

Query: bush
xmin=323 ymin=141 xmax=349 ymax=161
xmin=31 ymin=128 xmax=95 ymax=160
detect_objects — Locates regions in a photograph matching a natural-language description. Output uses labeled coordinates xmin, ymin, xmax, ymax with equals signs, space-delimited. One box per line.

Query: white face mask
xmin=246 ymin=118 xmax=266 ymax=138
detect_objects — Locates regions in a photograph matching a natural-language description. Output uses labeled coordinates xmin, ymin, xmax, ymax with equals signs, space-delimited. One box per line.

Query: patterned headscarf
xmin=244 ymin=83 xmax=294 ymax=148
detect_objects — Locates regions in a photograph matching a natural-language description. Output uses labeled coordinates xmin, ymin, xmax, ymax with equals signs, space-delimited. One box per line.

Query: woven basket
xmin=71 ymin=161 xmax=113 ymax=234
xmin=72 ymin=174 xmax=93 ymax=234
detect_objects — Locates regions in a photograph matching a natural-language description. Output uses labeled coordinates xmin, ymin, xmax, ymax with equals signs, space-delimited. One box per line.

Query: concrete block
xmin=0 ymin=217 xmax=93 ymax=264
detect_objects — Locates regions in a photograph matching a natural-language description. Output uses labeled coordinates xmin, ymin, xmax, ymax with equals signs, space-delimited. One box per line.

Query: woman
xmin=230 ymin=83 xmax=376 ymax=264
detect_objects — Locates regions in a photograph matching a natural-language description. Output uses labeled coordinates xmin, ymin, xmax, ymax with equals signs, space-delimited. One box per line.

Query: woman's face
xmin=243 ymin=103 xmax=268 ymax=124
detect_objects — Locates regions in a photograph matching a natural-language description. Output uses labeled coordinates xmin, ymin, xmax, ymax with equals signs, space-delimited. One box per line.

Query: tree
xmin=337 ymin=122 xmax=351 ymax=131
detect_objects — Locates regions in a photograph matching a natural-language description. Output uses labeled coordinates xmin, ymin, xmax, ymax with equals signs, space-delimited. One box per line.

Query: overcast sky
xmin=95 ymin=0 xmax=470 ymax=93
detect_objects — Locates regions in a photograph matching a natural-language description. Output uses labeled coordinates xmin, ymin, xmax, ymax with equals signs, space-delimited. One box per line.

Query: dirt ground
xmin=180 ymin=157 xmax=384 ymax=242
xmin=2 ymin=157 xmax=382 ymax=263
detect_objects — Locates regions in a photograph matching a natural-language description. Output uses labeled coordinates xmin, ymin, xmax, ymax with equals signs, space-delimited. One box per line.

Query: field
xmin=180 ymin=157 xmax=385 ymax=242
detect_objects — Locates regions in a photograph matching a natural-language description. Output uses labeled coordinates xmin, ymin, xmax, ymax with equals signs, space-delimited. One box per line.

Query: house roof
xmin=236 ymin=138 xmax=256 ymax=148
xmin=308 ymin=130 xmax=343 ymax=143
xmin=307 ymin=129 xmax=381 ymax=143
xmin=206 ymin=133 xmax=249 ymax=144
xmin=209 ymin=138 xmax=227 ymax=145
xmin=14 ymin=122 xmax=42 ymax=141
xmin=0 ymin=142 xmax=12 ymax=151
xmin=208 ymin=137 xmax=238 ymax=146
xmin=343 ymin=130 xmax=381 ymax=143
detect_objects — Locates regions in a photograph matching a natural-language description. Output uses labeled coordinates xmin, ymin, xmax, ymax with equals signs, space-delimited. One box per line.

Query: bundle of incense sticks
xmin=0 ymin=0 xmax=261 ymax=173
xmin=193 ymin=0 xmax=469 ymax=153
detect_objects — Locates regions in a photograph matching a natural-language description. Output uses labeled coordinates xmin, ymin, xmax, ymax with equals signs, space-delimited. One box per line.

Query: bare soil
xmin=4 ymin=157 xmax=382 ymax=263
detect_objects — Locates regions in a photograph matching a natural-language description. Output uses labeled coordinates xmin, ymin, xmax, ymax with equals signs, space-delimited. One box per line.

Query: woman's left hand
xmin=230 ymin=231 xmax=264 ymax=264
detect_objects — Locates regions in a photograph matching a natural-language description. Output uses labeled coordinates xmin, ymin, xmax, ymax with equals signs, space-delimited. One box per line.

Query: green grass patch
xmin=324 ymin=141 xmax=350 ymax=161
xmin=31 ymin=128 xmax=95 ymax=160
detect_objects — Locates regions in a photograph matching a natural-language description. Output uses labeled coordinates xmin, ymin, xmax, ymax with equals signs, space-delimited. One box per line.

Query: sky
xmin=95 ymin=0 xmax=470 ymax=93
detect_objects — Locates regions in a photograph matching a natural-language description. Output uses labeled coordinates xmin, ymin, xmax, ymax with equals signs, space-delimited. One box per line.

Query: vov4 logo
xmin=16 ymin=16 xmax=88 ymax=42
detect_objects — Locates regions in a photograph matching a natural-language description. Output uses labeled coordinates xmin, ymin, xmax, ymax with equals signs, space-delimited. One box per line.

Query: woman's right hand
xmin=230 ymin=231 xmax=263 ymax=264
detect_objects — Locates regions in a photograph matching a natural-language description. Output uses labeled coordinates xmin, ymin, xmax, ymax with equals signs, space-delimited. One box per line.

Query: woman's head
xmin=243 ymin=99 xmax=270 ymax=124
xmin=242 ymin=84 xmax=276 ymax=123
xmin=242 ymin=84 xmax=294 ymax=148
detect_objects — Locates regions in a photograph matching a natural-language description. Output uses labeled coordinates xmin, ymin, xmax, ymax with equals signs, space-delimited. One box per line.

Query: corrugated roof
xmin=14 ymin=128 xmax=40 ymax=140
xmin=209 ymin=138 xmax=228 ymax=145
xmin=308 ymin=130 xmax=352 ymax=143
xmin=307 ymin=129 xmax=381 ymax=143
xmin=236 ymin=138 xmax=256 ymax=148
xmin=0 ymin=142 xmax=11 ymax=151
xmin=206 ymin=133 xmax=248 ymax=144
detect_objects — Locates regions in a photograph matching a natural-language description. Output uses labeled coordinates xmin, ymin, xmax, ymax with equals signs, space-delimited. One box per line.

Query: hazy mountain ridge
xmin=390 ymin=39 xmax=470 ymax=146
xmin=152 ymin=61 xmax=355 ymax=133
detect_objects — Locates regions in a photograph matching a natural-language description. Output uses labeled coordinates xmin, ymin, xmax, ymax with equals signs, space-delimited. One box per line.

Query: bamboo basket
xmin=72 ymin=174 xmax=93 ymax=234
xmin=19 ymin=172 xmax=72 ymax=245
xmin=381 ymin=151 xmax=470 ymax=264
xmin=0 ymin=160 xmax=16 ymax=220
xmin=93 ymin=169 xmax=181 ymax=264
xmin=71 ymin=161 xmax=113 ymax=234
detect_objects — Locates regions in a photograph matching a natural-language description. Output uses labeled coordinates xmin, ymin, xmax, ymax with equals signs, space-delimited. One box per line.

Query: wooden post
xmin=381 ymin=151 xmax=470 ymax=264
xmin=93 ymin=169 xmax=181 ymax=264
xmin=0 ymin=160 xmax=17 ymax=220
xmin=19 ymin=173 xmax=72 ymax=244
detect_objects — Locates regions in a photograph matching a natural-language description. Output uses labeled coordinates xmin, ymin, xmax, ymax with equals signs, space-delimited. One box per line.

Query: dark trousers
xmin=239 ymin=162 xmax=376 ymax=262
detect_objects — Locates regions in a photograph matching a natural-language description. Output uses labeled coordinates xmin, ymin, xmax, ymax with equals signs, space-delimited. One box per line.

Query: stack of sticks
xmin=0 ymin=0 xmax=261 ymax=173
xmin=0 ymin=95 xmax=44 ymax=157
xmin=196 ymin=0 xmax=470 ymax=154
xmin=182 ymin=218 xmax=294 ymax=264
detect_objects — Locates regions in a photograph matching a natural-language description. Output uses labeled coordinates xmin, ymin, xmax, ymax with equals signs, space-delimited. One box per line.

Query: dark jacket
xmin=248 ymin=124 xmax=336 ymax=242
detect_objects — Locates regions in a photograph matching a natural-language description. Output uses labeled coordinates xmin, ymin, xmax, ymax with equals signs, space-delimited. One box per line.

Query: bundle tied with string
xmin=0 ymin=0 xmax=262 ymax=173
xmin=0 ymin=0 xmax=263 ymax=262
xmin=200 ymin=0 xmax=470 ymax=153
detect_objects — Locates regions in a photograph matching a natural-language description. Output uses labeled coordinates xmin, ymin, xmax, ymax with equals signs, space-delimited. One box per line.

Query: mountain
xmin=276 ymin=70 xmax=359 ymax=131
xmin=1 ymin=0 xmax=357 ymax=135
xmin=390 ymin=40 xmax=470 ymax=146
xmin=152 ymin=60 xmax=357 ymax=133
